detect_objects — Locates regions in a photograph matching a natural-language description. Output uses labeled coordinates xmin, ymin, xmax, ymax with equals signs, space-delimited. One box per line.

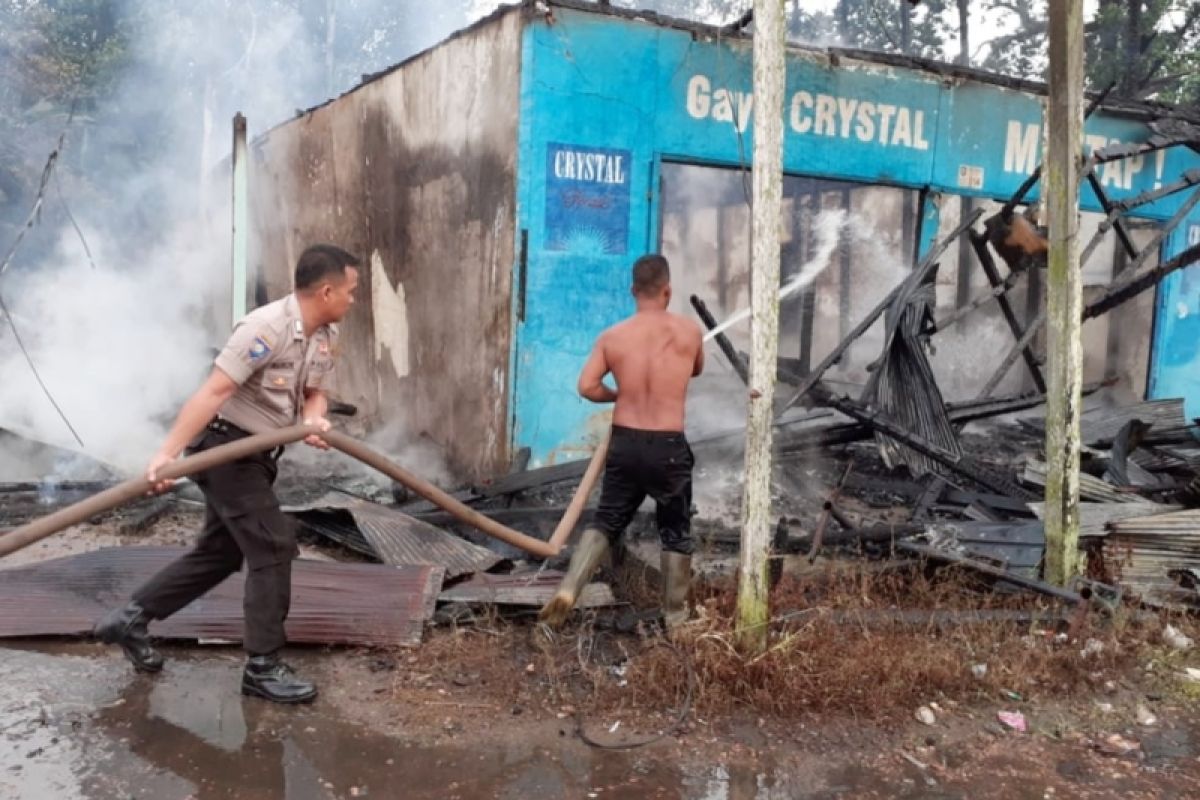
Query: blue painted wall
xmin=512 ymin=7 xmax=1200 ymax=464
xmin=1149 ymin=222 xmax=1200 ymax=421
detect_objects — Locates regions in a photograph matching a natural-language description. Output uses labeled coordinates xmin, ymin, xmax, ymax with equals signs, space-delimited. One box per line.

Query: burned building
xmin=243 ymin=0 xmax=1200 ymax=481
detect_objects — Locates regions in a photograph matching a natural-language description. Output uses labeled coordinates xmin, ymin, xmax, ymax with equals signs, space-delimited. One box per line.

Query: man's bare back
xmin=544 ymin=254 xmax=701 ymax=632
xmin=578 ymin=309 xmax=704 ymax=431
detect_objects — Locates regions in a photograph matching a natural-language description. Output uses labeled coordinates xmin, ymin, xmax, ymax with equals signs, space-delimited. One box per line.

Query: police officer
xmin=94 ymin=244 xmax=360 ymax=704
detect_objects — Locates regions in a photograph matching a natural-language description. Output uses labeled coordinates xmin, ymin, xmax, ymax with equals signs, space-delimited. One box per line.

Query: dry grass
xmin=614 ymin=564 xmax=1149 ymax=719
xmin=393 ymin=562 xmax=1199 ymax=724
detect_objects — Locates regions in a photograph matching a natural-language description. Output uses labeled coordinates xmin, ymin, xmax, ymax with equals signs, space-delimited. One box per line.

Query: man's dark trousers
xmin=131 ymin=423 xmax=296 ymax=655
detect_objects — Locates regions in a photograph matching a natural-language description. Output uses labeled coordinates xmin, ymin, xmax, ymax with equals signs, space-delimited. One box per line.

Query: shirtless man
xmin=540 ymin=254 xmax=704 ymax=630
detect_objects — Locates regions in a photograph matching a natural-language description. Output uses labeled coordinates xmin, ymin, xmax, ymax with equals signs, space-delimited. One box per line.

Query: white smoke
xmin=0 ymin=3 xmax=470 ymax=478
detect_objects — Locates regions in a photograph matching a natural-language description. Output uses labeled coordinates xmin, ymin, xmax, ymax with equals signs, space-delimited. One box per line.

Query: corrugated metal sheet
xmin=1080 ymin=399 xmax=1188 ymax=446
xmin=0 ymin=546 xmax=443 ymax=647
xmin=1103 ymin=508 xmax=1200 ymax=609
xmin=1130 ymin=445 xmax=1200 ymax=473
xmin=286 ymin=492 xmax=503 ymax=578
xmin=925 ymin=521 xmax=1044 ymax=578
xmin=1023 ymin=459 xmax=1147 ymax=504
xmin=439 ymin=570 xmax=616 ymax=608
xmin=1018 ymin=399 xmax=1190 ymax=447
xmin=862 ymin=265 xmax=962 ymax=478
xmin=1027 ymin=501 xmax=1182 ymax=538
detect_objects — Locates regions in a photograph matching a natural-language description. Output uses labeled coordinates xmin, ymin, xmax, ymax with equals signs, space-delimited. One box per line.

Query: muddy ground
xmin=2 ymin=509 xmax=1200 ymax=799
xmin=3 ymin=639 xmax=1199 ymax=799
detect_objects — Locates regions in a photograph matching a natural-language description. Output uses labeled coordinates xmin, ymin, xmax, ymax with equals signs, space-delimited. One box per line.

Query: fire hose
xmin=0 ymin=423 xmax=609 ymax=560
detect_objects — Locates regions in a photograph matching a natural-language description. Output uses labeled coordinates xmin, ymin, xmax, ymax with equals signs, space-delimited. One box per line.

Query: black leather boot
xmin=241 ymin=654 xmax=318 ymax=704
xmin=93 ymin=602 xmax=164 ymax=673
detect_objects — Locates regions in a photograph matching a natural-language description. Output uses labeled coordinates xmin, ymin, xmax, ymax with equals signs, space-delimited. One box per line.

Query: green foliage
xmin=1085 ymin=0 xmax=1200 ymax=104
xmin=976 ymin=0 xmax=1049 ymax=79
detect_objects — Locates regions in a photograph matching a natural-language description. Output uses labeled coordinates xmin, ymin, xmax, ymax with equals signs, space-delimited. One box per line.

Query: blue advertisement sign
xmin=544 ymin=142 xmax=631 ymax=254
xmin=513 ymin=6 xmax=1200 ymax=465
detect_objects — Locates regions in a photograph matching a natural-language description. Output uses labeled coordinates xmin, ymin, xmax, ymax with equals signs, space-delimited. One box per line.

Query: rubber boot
xmin=94 ymin=602 xmax=164 ymax=673
xmin=241 ymin=653 xmax=318 ymax=704
xmin=660 ymin=551 xmax=692 ymax=631
xmin=539 ymin=527 xmax=610 ymax=628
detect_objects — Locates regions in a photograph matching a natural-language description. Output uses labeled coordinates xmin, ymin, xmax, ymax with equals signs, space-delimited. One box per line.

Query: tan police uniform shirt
xmin=213 ymin=295 xmax=339 ymax=434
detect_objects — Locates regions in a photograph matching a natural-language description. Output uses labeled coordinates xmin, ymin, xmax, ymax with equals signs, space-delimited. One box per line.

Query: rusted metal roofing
xmin=0 ymin=546 xmax=442 ymax=647
xmin=286 ymin=492 xmax=504 ymax=578
xmin=439 ymin=570 xmax=615 ymax=609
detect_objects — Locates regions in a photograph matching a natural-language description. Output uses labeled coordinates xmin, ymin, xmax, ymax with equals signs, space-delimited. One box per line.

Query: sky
xmin=467 ymin=0 xmax=1107 ymax=67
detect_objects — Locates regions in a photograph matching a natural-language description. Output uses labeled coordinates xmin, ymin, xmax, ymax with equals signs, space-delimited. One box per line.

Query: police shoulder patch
xmin=249 ymin=336 xmax=272 ymax=360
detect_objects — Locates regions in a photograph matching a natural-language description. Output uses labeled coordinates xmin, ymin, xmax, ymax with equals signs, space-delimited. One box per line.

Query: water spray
xmin=703 ymin=208 xmax=847 ymax=343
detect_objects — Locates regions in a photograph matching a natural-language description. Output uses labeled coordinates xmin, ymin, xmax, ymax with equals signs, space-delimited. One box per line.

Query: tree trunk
xmin=1043 ymin=0 xmax=1085 ymax=586
xmin=1122 ymin=0 xmax=1142 ymax=96
xmin=735 ymin=0 xmax=786 ymax=655
xmin=956 ymin=0 xmax=970 ymax=66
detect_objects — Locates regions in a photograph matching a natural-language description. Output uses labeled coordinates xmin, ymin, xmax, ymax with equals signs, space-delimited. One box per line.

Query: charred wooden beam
xmin=1090 ymin=134 xmax=1197 ymax=165
xmin=1083 ymin=242 xmax=1200 ymax=321
xmin=1002 ymin=82 xmax=1114 ymax=216
xmin=981 ymin=188 xmax=1200 ymax=399
xmin=0 ymin=480 xmax=115 ymax=494
xmin=1110 ymin=168 xmax=1200 ymax=213
xmin=910 ymin=476 xmax=947 ymax=522
xmin=932 ymin=267 xmax=1026 ymax=334
xmin=813 ymin=387 xmax=1036 ymax=499
xmin=770 ymin=517 xmax=788 ymax=590
xmin=943 ymin=489 xmax=1035 ymax=514
xmin=809 ymin=460 xmax=854 ymax=562
xmin=721 ymin=7 xmax=754 ymax=34
xmin=970 ymin=230 xmax=1046 ymax=391
xmin=808 ymin=520 xmax=927 ymax=548
xmin=895 ymin=541 xmax=1083 ymax=604
xmin=1085 ymin=173 xmax=1139 ymax=259
xmin=776 ymin=385 xmax=1097 ymax=458
xmin=779 ymin=608 xmax=1069 ymax=628
xmin=962 ymin=501 xmax=1003 ymax=522
xmin=778 ymin=207 xmax=984 ymax=414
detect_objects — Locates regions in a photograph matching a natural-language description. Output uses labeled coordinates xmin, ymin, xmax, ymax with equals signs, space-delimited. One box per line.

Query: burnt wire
xmin=0 ymin=109 xmax=86 ymax=446
xmin=0 ymin=147 xmax=58 ymax=278
xmin=0 ymin=291 xmax=85 ymax=447
xmin=574 ymin=636 xmax=695 ymax=751
xmin=54 ymin=169 xmax=98 ymax=271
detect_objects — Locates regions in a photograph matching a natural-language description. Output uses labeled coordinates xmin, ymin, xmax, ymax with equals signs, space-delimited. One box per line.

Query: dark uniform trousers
xmin=593 ymin=425 xmax=696 ymax=555
xmin=132 ymin=422 xmax=297 ymax=656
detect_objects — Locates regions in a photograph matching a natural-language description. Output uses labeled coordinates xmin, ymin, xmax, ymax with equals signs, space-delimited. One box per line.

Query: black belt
xmin=611 ymin=425 xmax=687 ymax=440
xmin=208 ymin=418 xmax=252 ymax=438
xmin=206 ymin=418 xmax=286 ymax=461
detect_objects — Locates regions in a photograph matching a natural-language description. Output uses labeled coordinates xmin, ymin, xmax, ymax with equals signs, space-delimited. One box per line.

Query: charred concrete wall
xmin=248 ymin=10 xmax=522 ymax=481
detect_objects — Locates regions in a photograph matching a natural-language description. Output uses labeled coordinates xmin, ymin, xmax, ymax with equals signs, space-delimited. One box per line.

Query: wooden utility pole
xmin=735 ymin=0 xmax=786 ymax=654
xmin=1043 ymin=0 xmax=1085 ymax=585
xmin=231 ymin=113 xmax=249 ymax=326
